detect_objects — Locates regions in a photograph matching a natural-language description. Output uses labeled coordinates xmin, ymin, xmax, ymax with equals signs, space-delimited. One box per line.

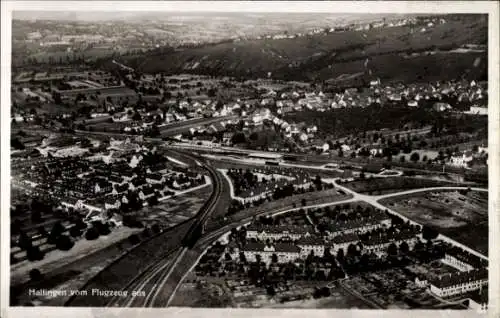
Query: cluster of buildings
xmin=12 ymin=135 xmax=205 ymax=221
xmin=225 ymin=167 xmax=314 ymax=204
xmin=225 ymin=205 xmax=419 ymax=265
xmin=448 ymin=145 xmax=488 ymax=168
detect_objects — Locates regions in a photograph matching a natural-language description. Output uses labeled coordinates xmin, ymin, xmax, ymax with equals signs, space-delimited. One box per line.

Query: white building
xmin=241 ymin=242 xmax=301 ymax=264
xmin=429 ymin=269 xmax=488 ymax=298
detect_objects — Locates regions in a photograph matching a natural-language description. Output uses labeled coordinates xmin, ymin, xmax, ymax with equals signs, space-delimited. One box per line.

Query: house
xmin=246 ymin=224 xmax=313 ymax=241
xmin=331 ymin=233 xmax=360 ymax=253
xmin=326 ymin=218 xmax=385 ymax=237
xmin=449 ymin=151 xmax=474 ymax=168
xmin=121 ymin=170 xmax=136 ymax=181
xmin=407 ymin=100 xmax=419 ymax=107
xmin=433 ymin=102 xmax=451 ymax=112
xmin=241 ymin=242 xmax=301 ymax=264
xmin=108 ymin=175 xmax=125 ymax=185
xmin=296 ymin=236 xmax=326 ymax=258
xmin=139 ymin=187 xmax=156 ymax=200
xmin=61 ymin=198 xmax=84 ymax=211
xmin=112 ymin=183 xmax=129 ymax=195
xmin=429 ymin=269 xmax=488 ymax=298
xmin=146 ymin=173 xmax=165 ymax=184
xmin=442 ymin=246 xmax=486 ymax=270
xmin=104 ymin=196 xmax=121 ymax=210
xmin=466 ymin=106 xmax=488 ymax=116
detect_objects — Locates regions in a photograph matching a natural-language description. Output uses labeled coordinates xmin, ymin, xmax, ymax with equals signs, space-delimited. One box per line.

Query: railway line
xmin=101 ymin=150 xmax=225 ymax=307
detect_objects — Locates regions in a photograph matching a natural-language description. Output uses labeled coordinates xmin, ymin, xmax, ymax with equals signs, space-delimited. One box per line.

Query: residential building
xmin=241 ymin=242 xmax=301 ymax=264
xmin=296 ymin=236 xmax=326 ymax=258
xmin=429 ymin=269 xmax=488 ymax=298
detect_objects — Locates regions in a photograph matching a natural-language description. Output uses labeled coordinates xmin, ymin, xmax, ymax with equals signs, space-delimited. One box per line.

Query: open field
xmin=10 ymin=226 xmax=143 ymax=306
xmin=380 ymin=190 xmax=488 ymax=255
xmin=343 ymin=177 xmax=456 ymax=194
xmin=135 ymin=186 xmax=212 ymax=226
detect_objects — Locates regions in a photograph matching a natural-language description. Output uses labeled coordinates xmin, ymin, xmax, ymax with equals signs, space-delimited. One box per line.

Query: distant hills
xmin=112 ymin=14 xmax=487 ymax=84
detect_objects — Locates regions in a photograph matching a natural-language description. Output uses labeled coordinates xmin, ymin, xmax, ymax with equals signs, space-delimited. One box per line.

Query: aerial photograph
xmin=8 ymin=8 xmax=490 ymax=311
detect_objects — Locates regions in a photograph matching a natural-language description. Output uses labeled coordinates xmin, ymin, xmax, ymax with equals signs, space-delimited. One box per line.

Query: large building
xmin=326 ymin=214 xmax=391 ymax=237
xmin=240 ymin=242 xmax=301 ymax=264
xmin=429 ymin=268 xmax=488 ymax=298
xmin=246 ymin=224 xmax=314 ymax=241
xmin=296 ymin=236 xmax=328 ymax=258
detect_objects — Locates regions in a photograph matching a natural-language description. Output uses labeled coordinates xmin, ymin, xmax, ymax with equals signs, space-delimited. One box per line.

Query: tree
xmin=399 ymin=241 xmax=410 ymax=255
xmin=301 ymin=198 xmax=307 ymax=207
xmin=48 ymin=221 xmax=65 ymax=245
xmin=85 ymin=227 xmax=100 ymax=240
xmin=410 ymin=152 xmax=420 ymax=163
xmin=207 ymin=88 xmax=217 ymax=97
xmin=336 ymin=248 xmax=345 ymax=263
xmin=11 ymin=138 xmax=25 ymax=150
xmin=400 ymin=156 xmax=406 ymax=163
xmin=225 ymin=253 xmax=232 ymax=262
xmin=26 ymin=245 xmax=45 ymax=261
xmin=31 ymin=210 xmax=43 ymax=223
xmin=132 ymin=112 xmax=142 ymax=121
xmin=266 ymin=285 xmax=276 ymax=296
xmin=56 ymin=235 xmax=74 ymax=251
xmin=271 ymin=253 xmax=278 ymax=263
xmin=18 ymin=229 xmax=34 ymax=250
xmin=69 ymin=226 xmax=82 ymax=238
xmin=93 ymin=221 xmax=111 ymax=236
xmin=151 ymin=223 xmax=161 ymax=234
xmin=387 ymin=243 xmax=398 ymax=256
xmin=128 ymin=234 xmax=141 ymax=245
xmin=239 ymin=251 xmax=247 ymax=264
xmin=422 ymin=225 xmax=439 ymax=241
xmin=142 ymin=227 xmax=152 ymax=239
xmin=255 ymin=254 xmax=262 ymax=264
xmin=29 ymin=269 xmax=43 ymax=281
xmin=231 ymin=132 xmax=246 ymax=145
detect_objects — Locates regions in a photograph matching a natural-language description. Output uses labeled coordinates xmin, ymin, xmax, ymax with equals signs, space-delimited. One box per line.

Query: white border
xmin=1 ymin=2 xmax=499 ymax=318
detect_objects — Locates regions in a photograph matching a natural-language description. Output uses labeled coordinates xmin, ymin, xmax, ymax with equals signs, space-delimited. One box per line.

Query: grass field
xmin=10 ymin=226 xmax=142 ymax=287
xmin=134 ymin=186 xmax=212 ymax=227
xmin=380 ymin=190 xmax=488 ymax=255
xmin=343 ymin=177 xmax=456 ymax=194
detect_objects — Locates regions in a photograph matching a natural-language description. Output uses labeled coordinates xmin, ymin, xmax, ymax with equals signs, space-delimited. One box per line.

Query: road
xmin=331 ymin=180 xmax=489 ymax=260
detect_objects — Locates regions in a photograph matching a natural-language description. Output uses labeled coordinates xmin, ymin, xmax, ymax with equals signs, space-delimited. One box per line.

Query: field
xmin=10 ymin=226 xmax=143 ymax=306
xmin=111 ymin=15 xmax=487 ymax=84
xmin=135 ymin=185 xmax=212 ymax=227
xmin=342 ymin=177 xmax=456 ymax=194
xmin=267 ymin=289 xmax=371 ymax=309
xmin=380 ymin=190 xmax=488 ymax=255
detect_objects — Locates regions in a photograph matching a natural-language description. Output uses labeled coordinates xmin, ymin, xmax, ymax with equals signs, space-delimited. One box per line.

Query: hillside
xmin=112 ymin=14 xmax=487 ymax=84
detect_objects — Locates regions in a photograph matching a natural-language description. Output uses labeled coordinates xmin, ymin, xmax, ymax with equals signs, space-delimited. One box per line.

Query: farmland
xmin=379 ymin=190 xmax=488 ymax=255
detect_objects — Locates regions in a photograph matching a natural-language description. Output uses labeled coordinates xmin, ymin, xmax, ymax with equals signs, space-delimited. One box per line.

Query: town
xmin=8 ymin=11 xmax=490 ymax=312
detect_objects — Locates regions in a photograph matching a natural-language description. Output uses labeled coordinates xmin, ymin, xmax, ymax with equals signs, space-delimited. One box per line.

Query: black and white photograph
xmin=1 ymin=1 xmax=499 ymax=317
